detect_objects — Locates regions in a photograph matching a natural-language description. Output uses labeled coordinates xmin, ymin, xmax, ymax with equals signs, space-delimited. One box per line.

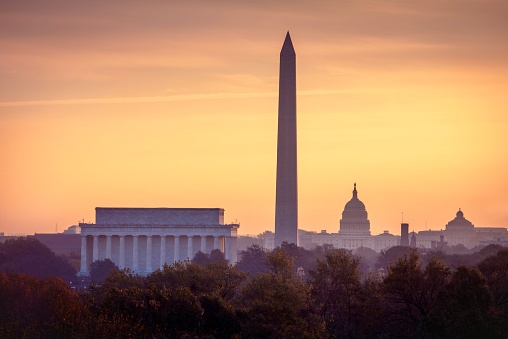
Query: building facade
xmin=78 ymin=207 xmax=239 ymax=276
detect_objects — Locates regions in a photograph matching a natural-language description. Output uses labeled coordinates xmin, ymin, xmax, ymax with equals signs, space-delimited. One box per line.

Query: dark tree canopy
xmin=1 ymin=242 xmax=507 ymax=338
xmin=90 ymin=259 xmax=118 ymax=282
xmin=237 ymin=244 xmax=269 ymax=277
xmin=0 ymin=237 xmax=76 ymax=282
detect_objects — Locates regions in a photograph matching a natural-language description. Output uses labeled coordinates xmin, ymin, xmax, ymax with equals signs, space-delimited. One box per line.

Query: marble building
xmin=263 ymin=184 xmax=399 ymax=252
xmin=78 ymin=207 xmax=239 ymax=276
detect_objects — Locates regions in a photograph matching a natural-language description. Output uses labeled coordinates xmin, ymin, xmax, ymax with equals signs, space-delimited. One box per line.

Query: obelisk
xmin=275 ymin=32 xmax=298 ymax=246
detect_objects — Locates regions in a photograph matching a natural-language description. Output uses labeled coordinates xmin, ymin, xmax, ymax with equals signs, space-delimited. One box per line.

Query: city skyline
xmin=1 ymin=1 xmax=508 ymax=236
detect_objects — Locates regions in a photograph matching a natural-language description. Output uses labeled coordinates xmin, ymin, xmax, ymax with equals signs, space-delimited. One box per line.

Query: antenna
xmin=55 ymin=223 xmax=58 ymax=233
xmin=401 ymin=212 xmax=404 ymax=223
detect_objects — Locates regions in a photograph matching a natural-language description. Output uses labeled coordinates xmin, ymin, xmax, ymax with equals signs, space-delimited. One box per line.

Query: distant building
xmin=444 ymin=209 xmax=476 ymax=247
xmin=34 ymin=225 xmax=81 ymax=255
xmin=339 ymin=183 xmax=370 ymax=236
xmin=409 ymin=209 xmax=508 ymax=249
xmin=261 ymin=187 xmax=507 ymax=252
xmin=400 ymin=223 xmax=409 ymax=247
xmin=78 ymin=207 xmax=239 ymax=276
xmin=261 ymin=184 xmax=399 ymax=252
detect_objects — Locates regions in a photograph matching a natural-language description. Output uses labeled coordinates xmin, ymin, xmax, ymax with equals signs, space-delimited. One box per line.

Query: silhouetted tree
xmin=309 ymin=249 xmax=365 ymax=338
xmin=238 ymin=249 xmax=325 ymax=338
xmin=375 ymin=245 xmax=412 ymax=270
xmin=0 ymin=273 xmax=86 ymax=337
xmin=0 ymin=237 xmax=76 ymax=282
xmin=354 ymin=246 xmax=378 ymax=273
xmin=208 ymin=248 xmax=227 ymax=263
xmin=478 ymin=248 xmax=508 ymax=335
xmin=192 ymin=250 xmax=210 ymax=266
xmin=237 ymin=244 xmax=269 ymax=278
xmin=90 ymin=259 xmax=118 ymax=282
xmin=429 ymin=266 xmax=495 ymax=338
xmin=382 ymin=249 xmax=450 ymax=337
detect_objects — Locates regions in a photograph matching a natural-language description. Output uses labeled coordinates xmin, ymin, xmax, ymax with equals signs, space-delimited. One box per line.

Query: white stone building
xmin=261 ymin=184 xmax=400 ymax=252
xmin=78 ymin=207 xmax=239 ymax=276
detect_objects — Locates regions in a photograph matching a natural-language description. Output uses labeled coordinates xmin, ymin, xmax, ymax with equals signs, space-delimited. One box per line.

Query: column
xmin=92 ymin=236 xmax=99 ymax=262
xmin=201 ymin=236 xmax=207 ymax=254
xmin=187 ymin=236 xmax=193 ymax=259
xmin=225 ymin=237 xmax=231 ymax=261
xmin=132 ymin=236 xmax=139 ymax=272
xmin=79 ymin=236 xmax=87 ymax=275
xmin=213 ymin=236 xmax=219 ymax=251
xmin=106 ymin=236 xmax=112 ymax=259
xmin=231 ymin=237 xmax=238 ymax=263
xmin=119 ymin=236 xmax=125 ymax=268
xmin=174 ymin=236 xmax=180 ymax=263
xmin=146 ymin=235 xmax=153 ymax=272
xmin=160 ymin=236 xmax=166 ymax=269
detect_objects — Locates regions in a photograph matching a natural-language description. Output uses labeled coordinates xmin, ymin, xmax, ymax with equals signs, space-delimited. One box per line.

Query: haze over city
xmin=1 ymin=0 xmax=508 ymax=236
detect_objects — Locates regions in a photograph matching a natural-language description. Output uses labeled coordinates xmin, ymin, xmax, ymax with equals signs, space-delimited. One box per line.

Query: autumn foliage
xmin=0 ymin=239 xmax=507 ymax=338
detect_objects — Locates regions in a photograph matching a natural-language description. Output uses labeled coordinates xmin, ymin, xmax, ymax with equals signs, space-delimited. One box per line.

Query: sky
xmin=1 ymin=0 xmax=508 ymax=236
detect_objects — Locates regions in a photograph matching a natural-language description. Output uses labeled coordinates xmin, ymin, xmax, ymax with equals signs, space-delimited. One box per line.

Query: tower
xmin=401 ymin=223 xmax=409 ymax=246
xmin=275 ymin=32 xmax=298 ymax=246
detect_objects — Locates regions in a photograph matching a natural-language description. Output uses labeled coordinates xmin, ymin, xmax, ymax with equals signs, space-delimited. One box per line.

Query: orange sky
xmin=1 ymin=0 xmax=508 ymax=236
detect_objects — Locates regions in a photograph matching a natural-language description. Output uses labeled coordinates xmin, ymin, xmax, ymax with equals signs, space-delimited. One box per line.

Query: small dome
xmin=456 ymin=209 xmax=464 ymax=218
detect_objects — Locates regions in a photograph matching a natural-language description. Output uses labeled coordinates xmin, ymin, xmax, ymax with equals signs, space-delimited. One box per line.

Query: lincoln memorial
xmin=78 ymin=207 xmax=239 ymax=276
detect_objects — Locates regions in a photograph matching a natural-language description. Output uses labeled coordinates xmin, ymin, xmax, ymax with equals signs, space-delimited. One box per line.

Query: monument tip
xmin=281 ymin=31 xmax=295 ymax=54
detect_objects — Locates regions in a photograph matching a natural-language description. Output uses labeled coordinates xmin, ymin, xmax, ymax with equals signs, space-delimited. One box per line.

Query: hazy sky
xmin=1 ymin=0 xmax=507 ymax=236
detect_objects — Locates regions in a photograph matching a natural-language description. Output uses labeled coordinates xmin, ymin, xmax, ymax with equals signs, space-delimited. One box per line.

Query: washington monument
xmin=275 ymin=32 xmax=298 ymax=246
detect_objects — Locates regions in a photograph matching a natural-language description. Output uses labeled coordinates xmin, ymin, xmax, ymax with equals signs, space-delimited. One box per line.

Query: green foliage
xmin=1 ymin=243 xmax=505 ymax=338
xmin=429 ymin=266 xmax=495 ymax=338
xmin=238 ymin=249 xmax=325 ymax=338
xmin=382 ymin=249 xmax=450 ymax=337
xmin=147 ymin=260 xmax=247 ymax=300
xmin=309 ymin=249 xmax=365 ymax=338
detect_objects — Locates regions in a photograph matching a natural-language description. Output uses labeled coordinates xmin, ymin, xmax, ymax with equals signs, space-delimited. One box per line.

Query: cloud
xmin=0 ymin=89 xmax=350 ymax=107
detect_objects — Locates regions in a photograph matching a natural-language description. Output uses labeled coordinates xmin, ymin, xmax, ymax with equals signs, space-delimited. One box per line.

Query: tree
xmin=429 ymin=266 xmax=495 ymax=338
xmin=382 ymin=249 xmax=450 ymax=337
xmin=147 ymin=260 xmax=246 ymax=300
xmin=0 ymin=273 xmax=87 ymax=338
xmin=0 ymin=237 xmax=76 ymax=282
xmin=309 ymin=249 xmax=366 ymax=338
xmin=238 ymin=249 xmax=325 ymax=338
xmin=237 ymin=244 xmax=269 ymax=278
xmin=192 ymin=251 xmax=210 ymax=266
xmin=478 ymin=248 xmax=508 ymax=335
xmin=208 ymin=248 xmax=227 ymax=263
xmin=90 ymin=259 xmax=118 ymax=282
xmin=353 ymin=246 xmax=378 ymax=273
xmin=375 ymin=245 xmax=412 ymax=270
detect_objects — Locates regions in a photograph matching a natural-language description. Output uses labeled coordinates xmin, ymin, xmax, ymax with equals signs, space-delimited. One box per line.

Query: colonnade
xmin=79 ymin=233 xmax=235 ymax=276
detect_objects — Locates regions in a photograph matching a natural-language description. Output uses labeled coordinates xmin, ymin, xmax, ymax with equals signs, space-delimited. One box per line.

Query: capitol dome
xmin=339 ymin=183 xmax=371 ymax=235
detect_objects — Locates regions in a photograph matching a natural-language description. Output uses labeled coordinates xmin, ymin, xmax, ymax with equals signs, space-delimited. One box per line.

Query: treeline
xmin=0 ymin=239 xmax=507 ymax=338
